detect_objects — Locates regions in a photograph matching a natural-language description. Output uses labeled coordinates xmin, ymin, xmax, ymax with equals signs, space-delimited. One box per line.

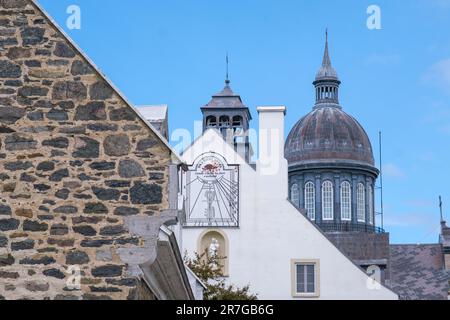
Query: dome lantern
xmin=313 ymin=30 xmax=341 ymax=108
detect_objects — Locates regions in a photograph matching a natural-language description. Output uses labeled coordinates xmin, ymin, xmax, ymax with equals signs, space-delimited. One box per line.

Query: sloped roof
xmin=137 ymin=105 xmax=168 ymax=122
xmin=389 ymin=244 xmax=448 ymax=300
xmin=202 ymin=82 xmax=248 ymax=110
xmin=30 ymin=0 xmax=183 ymax=164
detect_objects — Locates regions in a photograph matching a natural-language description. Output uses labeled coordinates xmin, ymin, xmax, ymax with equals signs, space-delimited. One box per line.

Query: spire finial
xmin=440 ymin=196 xmax=444 ymax=222
xmin=322 ymin=29 xmax=331 ymax=67
xmin=225 ymin=53 xmax=230 ymax=85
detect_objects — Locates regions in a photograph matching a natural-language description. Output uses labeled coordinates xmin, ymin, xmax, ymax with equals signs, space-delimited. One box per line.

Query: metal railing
xmin=317 ymin=222 xmax=385 ymax=234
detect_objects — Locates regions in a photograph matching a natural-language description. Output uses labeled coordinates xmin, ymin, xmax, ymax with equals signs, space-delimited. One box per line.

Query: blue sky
xmin=37 ymin=0 xmax=450 ymax=244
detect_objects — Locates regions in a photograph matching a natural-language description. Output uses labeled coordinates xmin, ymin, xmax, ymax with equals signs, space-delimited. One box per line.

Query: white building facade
xmin=176 ymin=102 xmax=397 ymax=300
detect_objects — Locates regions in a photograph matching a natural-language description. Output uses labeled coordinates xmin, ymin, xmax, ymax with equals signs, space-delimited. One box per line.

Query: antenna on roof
xmin=439 ymin=196 xmax=444 ymax=223
xmin=376 ymin=131 xmax=385 ymax=230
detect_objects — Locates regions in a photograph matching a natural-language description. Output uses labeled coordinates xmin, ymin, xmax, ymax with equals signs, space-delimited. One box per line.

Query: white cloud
xmin=382 ymin=163 xmax=406 ymax=178
xmin=422 ymin=58 xmax=450 ymax=94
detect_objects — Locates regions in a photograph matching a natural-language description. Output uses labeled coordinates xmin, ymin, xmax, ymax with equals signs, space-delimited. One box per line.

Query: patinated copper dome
xmin=285 ymin=32 xmax=375 ymax=170
xmin=285 ymin=106 xmax=375 ymax=167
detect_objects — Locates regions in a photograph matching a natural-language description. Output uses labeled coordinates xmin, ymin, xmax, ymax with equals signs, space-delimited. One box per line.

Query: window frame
xmin=357 ymin=183 xmax=366 ymax=223
xmin=340 ymin=181 xmax=352 ymax=221
xmin=368 ymin=185 xmax=374 ymax=225
xmin=291 ymin=259 xmax=320 ymax=298
xmin=304 ymin=181 xmax=315 ymax=220
xmin=290 ymin=183 xmax=300 ymax=207
xmin=321 ymin=180 xmax=334 ymax=221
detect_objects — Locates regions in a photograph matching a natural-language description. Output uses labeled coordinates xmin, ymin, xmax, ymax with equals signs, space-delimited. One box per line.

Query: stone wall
xmin=0 ymin=0 xmax=173 ymax=300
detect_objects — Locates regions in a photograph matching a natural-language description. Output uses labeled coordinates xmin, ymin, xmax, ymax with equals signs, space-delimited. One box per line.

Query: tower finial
xmin=440 ymin=196 xmax=444 ymax=222
xmin=322 ymin=28 xmax=331 ymax=67
xmin=225 ymin=53 xmax=230 ymax=85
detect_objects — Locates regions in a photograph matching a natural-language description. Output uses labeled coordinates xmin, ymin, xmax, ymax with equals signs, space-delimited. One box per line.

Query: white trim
xmin=321 ymin=181 xmax=334 ymax=221
xmin=291 ymin=259 xmax=320 ymax=298
xmin=290 ymin=183 xmax=299 ymax=206
xmin=340 ymin=181 xmax=352 ymax=221
xmin=357 ymin=183 xmax=366 ymax=223
xmin=368 ymin=185 xmax=374 ymax=225
xmin=257 ymin=106 xmax=286 ymax=115
xmin=304 ymin=181 xmax=315 ymax=220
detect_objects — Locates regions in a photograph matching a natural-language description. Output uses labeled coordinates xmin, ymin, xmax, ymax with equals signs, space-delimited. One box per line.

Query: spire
xmin=315 ymin=29 xmax=338 ymax=81
xmin=322 ymin=28 xmax=331 ymax=67
xmin=313 ymin=29 xmax=341 ymax=108
xmin=225 ymin=53 xmax=230 ymax=86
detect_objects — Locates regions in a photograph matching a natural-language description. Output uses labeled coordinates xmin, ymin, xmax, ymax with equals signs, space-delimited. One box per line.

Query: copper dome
xmin=285 ymin=106 xmax=375 ymax=167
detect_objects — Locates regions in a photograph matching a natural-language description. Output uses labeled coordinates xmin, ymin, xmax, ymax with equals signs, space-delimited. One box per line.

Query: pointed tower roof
xmin=203 ymin=80 xmax=246 ymax=108
xmin=315 ymin=30 xmax=339 ymax=81
xmin=201 ymin=55 xmax=252 ymax=120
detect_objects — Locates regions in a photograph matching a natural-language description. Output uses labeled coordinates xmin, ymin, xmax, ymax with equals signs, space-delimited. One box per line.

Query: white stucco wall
xmin=177 ymin=109 xmax=398 ymax=300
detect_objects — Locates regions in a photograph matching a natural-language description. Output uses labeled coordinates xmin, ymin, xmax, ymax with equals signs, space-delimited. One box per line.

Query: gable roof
xmin=30 ymin=0 xmax=183 ymax=164
xmin=181 ymin=129 xmax=398 ymax=298
xmin=286 ymin=199 xmax=398 ymax=298
xmin=180 ymin=128 xmax=249 ymax=166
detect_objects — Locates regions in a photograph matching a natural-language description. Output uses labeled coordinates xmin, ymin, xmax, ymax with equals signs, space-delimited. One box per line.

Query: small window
xmin=340 ymin=181 xmax=351 ymax=221
xmin=291 ymin=260 xmax=320 ymax=298
xmin=357 ymin=183 xmax=366 ymax=222
xmin=290 ymin=184 xmax=299 ymax=207
xmin=304 ymin=182 xmax=315 ymax=220
xmin=322 ymin=181 xmax=333 ymax=220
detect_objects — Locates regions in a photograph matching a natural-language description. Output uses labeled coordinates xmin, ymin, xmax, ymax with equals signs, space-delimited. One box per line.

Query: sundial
xmin=184 ymin=152 xmax=239 ymax=227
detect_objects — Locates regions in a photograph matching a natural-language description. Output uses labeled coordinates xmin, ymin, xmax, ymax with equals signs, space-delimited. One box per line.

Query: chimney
xmin=257 ymin=106 xmax=288 ymax=184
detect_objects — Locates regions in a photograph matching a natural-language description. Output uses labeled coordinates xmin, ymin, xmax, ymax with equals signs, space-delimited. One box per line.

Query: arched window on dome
xmin=322 ymin=181 xmax=333 ymax=220
xmin=290 ymin=183 xmax=299 ymax=207
xmin=357 ymin=183 xmax=366 ymax=222
xmin=340 ymin=181 xmax=351 ymax=221
xmin=304 ymin=182 xmax=315 ymax=220
xmin=206 ymin=116 xmax=217 ymax=128
xmin=368 ymin=185 xmax=374 ymax=225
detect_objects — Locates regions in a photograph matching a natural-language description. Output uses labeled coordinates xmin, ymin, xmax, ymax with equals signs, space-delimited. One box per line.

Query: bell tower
xmin=201 ymin=76 xmax=252 ymax=162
